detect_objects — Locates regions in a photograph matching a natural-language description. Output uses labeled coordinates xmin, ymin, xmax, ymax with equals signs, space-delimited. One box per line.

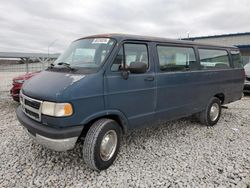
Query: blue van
xmin=16 ymin=34 xmax=245 ymax=171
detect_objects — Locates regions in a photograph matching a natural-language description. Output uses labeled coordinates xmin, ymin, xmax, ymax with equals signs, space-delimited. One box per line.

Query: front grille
xmin=20 ymin=92 xmax=42 ymax=122
xmin=25 ymin=108 xmax=40 ymax=119
xmin=24 ymin=99 xmax=41 ymax=109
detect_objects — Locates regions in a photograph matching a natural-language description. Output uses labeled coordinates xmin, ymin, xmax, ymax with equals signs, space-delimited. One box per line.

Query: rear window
xmin=199 ymin=49 xmax=230 ymax=69
xmin=231 ymin=50 xmax=243 ymax=68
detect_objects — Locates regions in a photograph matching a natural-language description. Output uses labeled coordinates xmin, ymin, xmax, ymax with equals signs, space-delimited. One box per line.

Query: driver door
xmin=104 ymin=42 xmax=156 ymax=129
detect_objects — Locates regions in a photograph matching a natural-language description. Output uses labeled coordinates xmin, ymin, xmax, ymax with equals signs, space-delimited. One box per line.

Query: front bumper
xmin=244 ymin=81 xmax=250 ymax=93
xmin=16 ymin=106 xmax=83 ymax=151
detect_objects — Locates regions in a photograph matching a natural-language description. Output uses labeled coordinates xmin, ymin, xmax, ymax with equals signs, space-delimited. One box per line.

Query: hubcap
xmin=100 ymin=130 xmax=117 ymax=161
xmin=210 ymin=103 xmax=219 ymax=121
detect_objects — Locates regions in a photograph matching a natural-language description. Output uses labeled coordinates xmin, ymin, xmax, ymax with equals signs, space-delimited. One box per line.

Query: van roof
xmin=81 ymin=33 xmax=238 ymax=50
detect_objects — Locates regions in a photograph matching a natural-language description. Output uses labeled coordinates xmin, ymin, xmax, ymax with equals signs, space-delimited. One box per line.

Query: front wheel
xmin=198 ymin=97 xmax=222 ymax=126
xmin=83 ymin=118 xmax=122 ymax=171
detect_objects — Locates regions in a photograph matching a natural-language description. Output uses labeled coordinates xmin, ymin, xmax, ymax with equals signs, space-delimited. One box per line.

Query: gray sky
xmin=0 ymin=0 xmax=249 ymax=53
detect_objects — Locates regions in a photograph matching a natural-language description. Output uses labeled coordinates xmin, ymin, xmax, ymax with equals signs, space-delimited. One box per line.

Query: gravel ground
xmin=0 ymin=96 xmax=250 ymax=187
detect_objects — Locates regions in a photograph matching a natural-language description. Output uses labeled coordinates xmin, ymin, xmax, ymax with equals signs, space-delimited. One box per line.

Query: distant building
xmin=185 ymin=32 xmax=250 ymax=65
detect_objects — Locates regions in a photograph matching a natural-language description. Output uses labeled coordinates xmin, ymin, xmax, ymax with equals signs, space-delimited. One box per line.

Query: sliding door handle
xmin=144 ymin=76 xmax=154 ymax=81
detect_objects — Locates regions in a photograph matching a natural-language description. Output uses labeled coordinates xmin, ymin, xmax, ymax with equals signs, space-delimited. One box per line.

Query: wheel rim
xmin=210 ymin=103 xmax=219 ymax=121
xmin=100 ymin=130 xmax=118 ymax=161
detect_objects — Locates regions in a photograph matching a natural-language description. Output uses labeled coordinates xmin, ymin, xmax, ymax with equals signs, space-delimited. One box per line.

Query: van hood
xmin=22 ymin=71 xmax=86 ymax=101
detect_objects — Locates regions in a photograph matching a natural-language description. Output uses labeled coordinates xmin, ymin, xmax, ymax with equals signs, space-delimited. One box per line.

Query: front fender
xmin=80 ymin=109 xmax=129 ymax=133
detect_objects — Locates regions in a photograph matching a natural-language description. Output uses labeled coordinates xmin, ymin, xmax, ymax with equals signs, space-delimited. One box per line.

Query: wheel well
xmin=80 ymin=115 xmax=126 ymax=138
xmin=214 ymin=93 xmax=225 ymax=104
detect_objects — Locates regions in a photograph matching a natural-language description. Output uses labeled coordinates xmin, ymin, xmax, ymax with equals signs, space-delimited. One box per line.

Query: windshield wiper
xmin=48 ymin=63 xmax=55 ymax=69
xmin=57 ymin=62 xmax=75 ymax=71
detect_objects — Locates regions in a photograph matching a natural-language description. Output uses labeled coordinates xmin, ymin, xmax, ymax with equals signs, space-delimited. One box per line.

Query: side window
xmin=111 ymin=43 xmax=148 ymax=72
xmin=199 ymin=49 xmax=230 ymax=69
xmin=231 ymin=50 xmax=243 ymax=68
xmin=157 ymin=46 xmax=196 ymax=71
xmin=111 ymin=47 xmax=123 ymax=71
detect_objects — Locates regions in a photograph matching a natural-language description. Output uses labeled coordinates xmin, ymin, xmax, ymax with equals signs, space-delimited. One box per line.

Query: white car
xmin=244 ymin=63 xmax=250 ymax=93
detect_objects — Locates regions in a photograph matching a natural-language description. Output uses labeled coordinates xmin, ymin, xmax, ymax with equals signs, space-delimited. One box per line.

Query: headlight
xmin=41 ymin=102 xmax=73 ymax=117
xmin=14 ymin=79 xmax=25 ymax=84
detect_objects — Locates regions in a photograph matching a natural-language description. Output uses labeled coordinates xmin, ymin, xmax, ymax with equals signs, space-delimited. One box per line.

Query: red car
xmin=10 ymin=72 xmax=39 ymax=102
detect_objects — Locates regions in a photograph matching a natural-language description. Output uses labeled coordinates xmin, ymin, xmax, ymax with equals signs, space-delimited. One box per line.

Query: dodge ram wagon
xmin=16 ymin=34 xmax=245 ymax=171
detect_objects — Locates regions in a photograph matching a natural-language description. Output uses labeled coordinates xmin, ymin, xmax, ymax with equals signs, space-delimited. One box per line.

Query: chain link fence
xmin=0 ymin=59 xmax=55 ymax=100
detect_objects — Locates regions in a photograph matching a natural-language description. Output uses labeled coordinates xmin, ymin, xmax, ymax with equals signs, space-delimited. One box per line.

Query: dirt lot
xmin=0 ymin=96 xmax=250 ymax=187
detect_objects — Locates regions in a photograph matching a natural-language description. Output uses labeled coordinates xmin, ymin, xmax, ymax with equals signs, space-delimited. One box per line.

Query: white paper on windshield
xmin=92 ymin=38 xmax=110 ymax=44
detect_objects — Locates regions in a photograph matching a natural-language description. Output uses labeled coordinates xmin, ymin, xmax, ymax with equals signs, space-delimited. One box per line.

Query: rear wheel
xmin=198 ymin=97 xmax=222 ymax=126
xmin=83 ymin=118 xmax=122 ymax=171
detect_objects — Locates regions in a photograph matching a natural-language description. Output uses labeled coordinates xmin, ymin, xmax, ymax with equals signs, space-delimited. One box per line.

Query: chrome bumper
xmin=25 ymin=129 xmax=78 ymax=151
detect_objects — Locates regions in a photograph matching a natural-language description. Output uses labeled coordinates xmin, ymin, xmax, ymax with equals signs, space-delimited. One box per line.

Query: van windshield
xmin=54 ymin=38 xmax=115 ymax=69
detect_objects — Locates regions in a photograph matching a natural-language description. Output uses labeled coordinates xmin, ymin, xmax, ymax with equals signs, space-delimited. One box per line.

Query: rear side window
xmin=199 ymin=49 xmax=230 ymax=69
xmin=231 ymin=50 xmax=243 ymax=68
xmin=111 ymin=43 xmax=148 ymax=72
xmin=157 ymin=46 xmax=196 ymax=71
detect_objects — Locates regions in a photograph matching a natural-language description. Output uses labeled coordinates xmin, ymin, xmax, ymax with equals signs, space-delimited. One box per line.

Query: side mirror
xmin=129 ymin=62 xmax=147 ymax=74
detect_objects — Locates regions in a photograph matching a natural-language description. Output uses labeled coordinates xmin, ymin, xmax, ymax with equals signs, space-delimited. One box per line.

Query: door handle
xmin=144 ymin=76 xmax=154 ymax=81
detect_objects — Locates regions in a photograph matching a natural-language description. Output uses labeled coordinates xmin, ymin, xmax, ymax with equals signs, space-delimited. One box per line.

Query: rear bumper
xmin=16 ymin=106 xmax=83 ymax=151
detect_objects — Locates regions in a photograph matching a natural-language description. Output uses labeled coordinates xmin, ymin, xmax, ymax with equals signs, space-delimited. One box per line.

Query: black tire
xmin=83 ymin=118 xmax=122 ymax=171
xmin=198 ymin=97 xmax=222 ymax=126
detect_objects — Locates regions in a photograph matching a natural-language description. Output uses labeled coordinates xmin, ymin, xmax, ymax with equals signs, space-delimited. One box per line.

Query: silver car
xmin=244 ymin=63 xmax=250 ymax=93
